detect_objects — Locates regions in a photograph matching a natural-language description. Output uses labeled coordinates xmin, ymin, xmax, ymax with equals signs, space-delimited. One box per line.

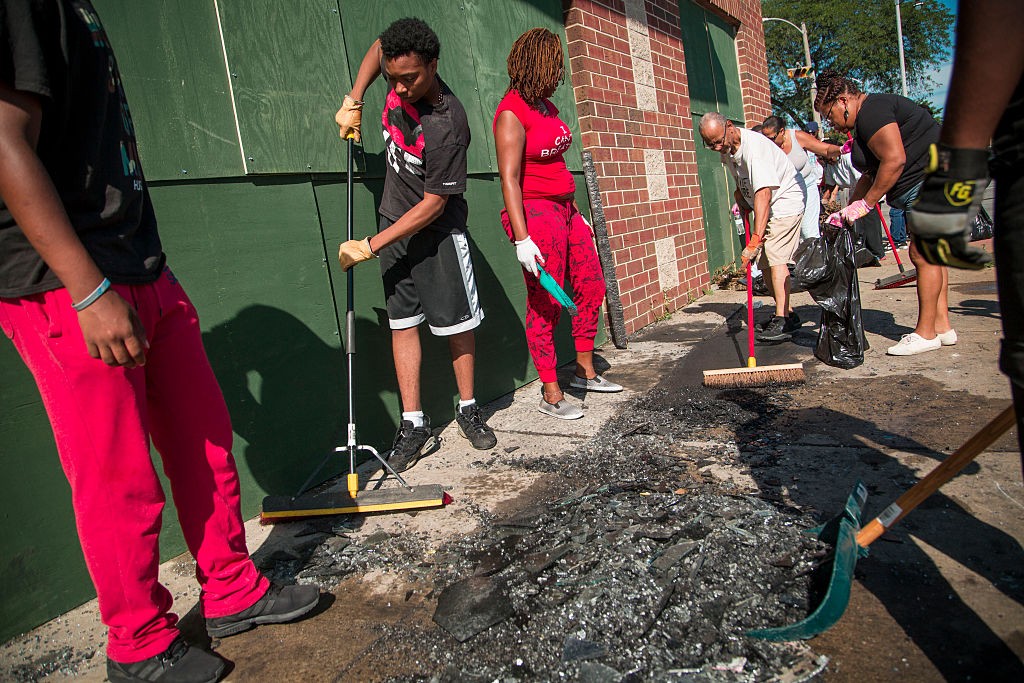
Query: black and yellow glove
xmin=907 ymin=143 xmax=992 ymax=270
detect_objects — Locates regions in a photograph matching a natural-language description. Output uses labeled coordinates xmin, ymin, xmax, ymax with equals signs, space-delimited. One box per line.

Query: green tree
xmin=761 ymin=0 xmax=954 ymax=128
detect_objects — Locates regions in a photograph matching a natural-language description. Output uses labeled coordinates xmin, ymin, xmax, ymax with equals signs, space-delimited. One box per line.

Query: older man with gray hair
xmin=699 ymin=112 xmax=807 ymax=342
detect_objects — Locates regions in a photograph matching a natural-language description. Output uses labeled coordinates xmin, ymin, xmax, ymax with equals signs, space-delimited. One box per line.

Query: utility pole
xmin=896 ymin=0 xmax=908 ymax=97
xmin=763 ymin=17 xmax=821 ymax=130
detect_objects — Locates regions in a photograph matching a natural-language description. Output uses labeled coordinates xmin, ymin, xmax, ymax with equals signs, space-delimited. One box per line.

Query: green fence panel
xmin=677 ymin=1 xmax=717 ymax=115
xmin=93 ymin=0 xmax=244 ymax=181
xmin=462 ymin=0 xmax=582 ymax=172
xmin=216 ymin=0 xmax=351 ymax=174
xmin=149 ymin=178 xmax=350 ymax=501
xmin=706 ymin=14 xmax=744 ymax=123
xmin=0 ymin=352 xmax=89 ymax=644
xmin=678 ymin=1 xmax=745 ymax=274
xmin=692 ymin=116 xmax=741 ymax=275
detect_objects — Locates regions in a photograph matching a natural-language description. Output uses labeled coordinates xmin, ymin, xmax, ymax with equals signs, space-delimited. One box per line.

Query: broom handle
xmin=875 ymin=204 xmax=906 ymax=272
xmin=743 ymin=211 xmax=755 ymax=367
xmin=857 ymin=404 xmax=1017 ymax=547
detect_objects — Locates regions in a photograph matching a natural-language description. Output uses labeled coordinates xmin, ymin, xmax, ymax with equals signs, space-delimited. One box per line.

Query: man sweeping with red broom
xmin=699 ymin=112 xmax=807 ymax=388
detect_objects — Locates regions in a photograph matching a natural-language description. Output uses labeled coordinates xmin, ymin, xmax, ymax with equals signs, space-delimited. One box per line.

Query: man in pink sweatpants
xmin=0 ymin=2 xmax=319 ymax=681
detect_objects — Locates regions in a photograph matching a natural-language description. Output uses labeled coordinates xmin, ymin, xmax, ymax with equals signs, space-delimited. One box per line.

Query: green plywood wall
xmin=678 ymin=1 xmax=745 ymax=274
xmin=1 ymin=0 xmax=597 ymax=643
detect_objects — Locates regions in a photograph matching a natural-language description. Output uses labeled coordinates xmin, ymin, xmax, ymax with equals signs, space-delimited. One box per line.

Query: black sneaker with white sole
xmin=455 ymin=404 xmax=497 ymax=450
xmin=386 ymin=418 xmax=439 ymax=473
xmin=756 ymin=314 xmax=793 ymax=342
xmin=107 ymin=637 xmax=225 ymax=683
xmin=205 ymin=583 xmax=320 ymax=638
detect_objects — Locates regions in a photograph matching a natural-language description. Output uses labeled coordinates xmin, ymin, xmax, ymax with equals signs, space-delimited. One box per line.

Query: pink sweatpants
xmin=0 ymin=266 xmax=268 ymax=663
xmin=502 ymin=198 xmax=607 ymax=383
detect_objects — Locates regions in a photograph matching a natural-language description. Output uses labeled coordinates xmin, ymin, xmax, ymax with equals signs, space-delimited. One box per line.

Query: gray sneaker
xmin=568 ymin=374 xmax=623 ymax=393
xmin=538 ymin=397 xmax=584 ymax=420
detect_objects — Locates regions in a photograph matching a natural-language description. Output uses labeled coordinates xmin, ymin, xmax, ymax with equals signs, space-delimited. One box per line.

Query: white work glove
xmin=514 ymin=236 xmax=544 ymax=277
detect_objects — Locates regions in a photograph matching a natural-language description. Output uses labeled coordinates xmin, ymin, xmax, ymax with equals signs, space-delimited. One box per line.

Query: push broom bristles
xmin=702 ymin=362 xmax=806 ymax=388
xmin=874 ymin=269 xmax=918 ymax=290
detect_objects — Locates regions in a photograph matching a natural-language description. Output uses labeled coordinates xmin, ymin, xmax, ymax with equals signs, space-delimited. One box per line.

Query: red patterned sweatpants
xmin=502 ymin=198 xmax=607 ymax=383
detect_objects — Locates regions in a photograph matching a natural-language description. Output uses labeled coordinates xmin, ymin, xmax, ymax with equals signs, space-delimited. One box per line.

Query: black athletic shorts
xmin=377 ymin=217 xmax=484 ymax=336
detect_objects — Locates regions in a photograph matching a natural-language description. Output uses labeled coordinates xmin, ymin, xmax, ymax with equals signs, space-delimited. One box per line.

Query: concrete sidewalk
xmin=3 ymin=242 xmax=1020 ymax=681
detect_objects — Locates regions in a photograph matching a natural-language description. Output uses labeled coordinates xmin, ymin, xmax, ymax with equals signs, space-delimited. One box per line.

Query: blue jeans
xmin=887 ymin=181 xmax=922 ymax=244
xmin=888 ymin=207 xmax=908 ymax=243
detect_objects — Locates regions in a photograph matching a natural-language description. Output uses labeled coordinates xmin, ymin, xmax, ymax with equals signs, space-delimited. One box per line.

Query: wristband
xmin=72 ymin=278 xmax=111 ymax=312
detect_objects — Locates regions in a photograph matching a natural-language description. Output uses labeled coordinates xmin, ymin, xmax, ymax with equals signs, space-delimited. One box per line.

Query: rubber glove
xmin=335 ymin=95 xmax=363 ymax=143
xmin=840 ymin=139 xmax=853 ymax=155
xmin=740 ymin=233 xmax=763 ymax=267
xmin=338 ymin=237 xmax=376 ymax=272
xmin=840 ymin=198 xmax=872 ymax=224
xmin=514 ymin=236 xmax=544 ymax=277
xmin=824 ymin=212 xmax=844 ymax=228
xmin=908 ymin=144 xmax=993 ymax=270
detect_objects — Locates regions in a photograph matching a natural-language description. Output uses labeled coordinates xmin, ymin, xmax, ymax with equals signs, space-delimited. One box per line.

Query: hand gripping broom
xmin=702 ymin=211 xmax=805 ymax=388
xmin=260 ymin=138 xmax=450 ymax=522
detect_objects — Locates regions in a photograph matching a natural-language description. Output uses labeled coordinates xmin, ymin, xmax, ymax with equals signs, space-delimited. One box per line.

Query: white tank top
xmin=789 ymin=133 xmax=823 ymax=184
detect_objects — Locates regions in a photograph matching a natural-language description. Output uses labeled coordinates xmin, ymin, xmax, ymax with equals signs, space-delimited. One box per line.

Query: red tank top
xmin=493 ymin=89 xmax=576 ymax=199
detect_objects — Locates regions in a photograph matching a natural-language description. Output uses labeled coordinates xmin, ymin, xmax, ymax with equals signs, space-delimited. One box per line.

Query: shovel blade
xmin=747 ymin=482 xmax=868 ymax=641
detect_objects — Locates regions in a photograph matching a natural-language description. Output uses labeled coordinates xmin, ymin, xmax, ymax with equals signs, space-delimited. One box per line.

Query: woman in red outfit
xmin=493 ymin=28 xmax=621 ymax=420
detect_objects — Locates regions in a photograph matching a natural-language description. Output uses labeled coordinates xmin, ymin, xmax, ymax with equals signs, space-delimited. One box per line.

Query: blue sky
xmin=924 ymin=0 xmax=958 ymax=110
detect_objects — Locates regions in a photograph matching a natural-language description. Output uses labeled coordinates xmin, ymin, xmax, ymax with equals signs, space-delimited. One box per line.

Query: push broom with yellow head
xmin=702 ymin=211 xmax=805 ymax=388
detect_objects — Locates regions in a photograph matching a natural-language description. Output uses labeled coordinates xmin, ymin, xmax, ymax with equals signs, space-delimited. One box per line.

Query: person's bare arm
xmin=348 ymin=39 xmax=384 ymax=102
xmin=941 ymin=1 xmax=1024 ymax=147
xmin=795 ymin=130 xmax=841 ymax=162
xmin=752 ymin=186 xmax=773 ymax=237
xmin=854 ymin=123 xmax=905 ymax=206
xmin=495 ymin=111 xmax=528 ymax=241
xmin=369 ymin=193 xmax=449 ymax=253
xmin=0 ymin=84 xmax=147 ymax=367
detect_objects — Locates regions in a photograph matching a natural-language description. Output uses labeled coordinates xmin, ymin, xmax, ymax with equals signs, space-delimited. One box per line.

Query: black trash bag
xmin=970 ymin=206 xmax=994 ymax=242
xmin=800 ymin=225 xmax=868 ymax=369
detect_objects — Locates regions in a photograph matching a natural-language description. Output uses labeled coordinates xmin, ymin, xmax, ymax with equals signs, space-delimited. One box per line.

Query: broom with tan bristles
xmin=702 ymin=211 xmax=805 ymax=388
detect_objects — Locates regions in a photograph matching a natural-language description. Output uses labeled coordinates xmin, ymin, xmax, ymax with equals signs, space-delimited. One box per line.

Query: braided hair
xmin=506 ymin=28 xmax=564 ymax=106
xmin=814 ymin=69 xmax=861 ymax=113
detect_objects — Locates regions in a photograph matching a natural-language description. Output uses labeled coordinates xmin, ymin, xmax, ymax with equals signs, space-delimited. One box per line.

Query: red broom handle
xmin=743 ymin=211 xmax=755 ymax=366
xmin=875 ymin=204 xmax=907 ymax=272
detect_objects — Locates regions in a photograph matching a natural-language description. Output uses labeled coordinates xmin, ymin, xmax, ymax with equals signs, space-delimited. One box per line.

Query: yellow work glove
xmin=335 ymin=95 xmax=363 ymax=143
xmin=338 ymin=237 xmax=376 ymax=272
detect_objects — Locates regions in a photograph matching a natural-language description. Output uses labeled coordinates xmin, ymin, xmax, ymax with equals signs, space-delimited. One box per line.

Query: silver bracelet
xmin=71 ymin=278 xmax=111 ymax=312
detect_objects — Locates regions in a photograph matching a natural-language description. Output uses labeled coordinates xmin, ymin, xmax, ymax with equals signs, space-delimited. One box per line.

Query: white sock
xmin=458 ymin=398 xmax=476 ymax=411
xmin=402 ymin=411 xmax=425 ymax=428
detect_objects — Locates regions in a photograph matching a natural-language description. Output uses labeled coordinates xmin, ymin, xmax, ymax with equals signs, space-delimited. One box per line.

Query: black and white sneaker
xmin=386 ymin=418 xmax=439 ymax=473
xmin=756 ymin=315 xmax=793 ymax=342
xmin=107 ymin=637 xmax=225 ymax=683
xmin=456 ymin=404 xmax=497 ymax=450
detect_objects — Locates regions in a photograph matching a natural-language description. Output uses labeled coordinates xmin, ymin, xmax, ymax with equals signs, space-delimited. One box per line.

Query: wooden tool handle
xmin=857 ymin=404 xmax=1017 ymax=547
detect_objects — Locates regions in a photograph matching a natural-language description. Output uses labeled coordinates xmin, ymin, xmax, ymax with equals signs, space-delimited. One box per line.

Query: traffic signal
xmin=787 ymin=66 xmax=813 ymax=79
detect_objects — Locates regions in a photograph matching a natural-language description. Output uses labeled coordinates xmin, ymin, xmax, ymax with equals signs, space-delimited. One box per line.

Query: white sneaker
xmin=936 ymin=329 xmax=958 ymax=346
xmin=568 ymin=374 xmax=624 ymax=392
xmin=887 ymin=333 xmax=942 ymax=356
xmin=538 ymin=398 xmax=584 ymax=420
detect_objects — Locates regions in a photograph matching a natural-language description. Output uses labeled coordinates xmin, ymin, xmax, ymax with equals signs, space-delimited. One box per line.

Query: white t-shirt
xmin=723 ymin=128 xmax=806 ymax=218
xmin=823 ymin=153 xmax=861 ymax=189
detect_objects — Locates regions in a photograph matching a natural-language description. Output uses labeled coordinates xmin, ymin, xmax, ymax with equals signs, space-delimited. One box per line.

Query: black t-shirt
xmin=852 ymin=93 xmax=940 ymax=203
xmin=378 ymin=77 xmax=470 ymax=233
xmin=992 ymin=77 xmax=1024 ymax=174
xmin=0 ymin=0 xmax=163 ymax=298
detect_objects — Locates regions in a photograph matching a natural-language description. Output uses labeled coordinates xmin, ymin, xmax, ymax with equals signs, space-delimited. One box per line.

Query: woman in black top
xmin=815 ymin=70 xmax=953 ymax=357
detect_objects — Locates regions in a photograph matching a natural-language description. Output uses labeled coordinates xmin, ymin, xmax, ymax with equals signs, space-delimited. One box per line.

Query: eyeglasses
xmin=703 ymin=122 xmax=731 ymax=149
